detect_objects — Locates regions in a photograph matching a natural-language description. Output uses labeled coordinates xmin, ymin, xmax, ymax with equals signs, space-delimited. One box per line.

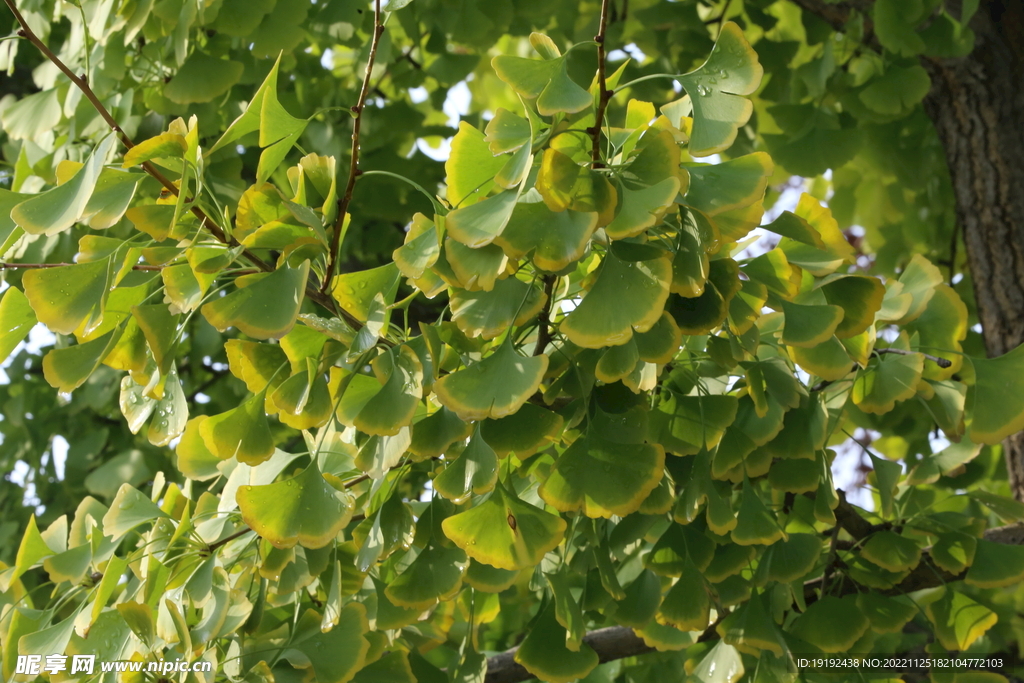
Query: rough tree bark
xmin=920 ymin=0 xmax=1024 ymax=497
xmin=793 ymin=0 xmax=1024 ymax=500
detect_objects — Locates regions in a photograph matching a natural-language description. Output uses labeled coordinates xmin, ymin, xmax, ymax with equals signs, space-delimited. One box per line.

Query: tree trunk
xmin=920 ymin=0 xmax=1024 ymax=498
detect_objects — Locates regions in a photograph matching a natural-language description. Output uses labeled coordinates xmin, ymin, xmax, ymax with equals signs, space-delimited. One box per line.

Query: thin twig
xmin=705 ymin=0 xmax=733 ymax=27
xmin=322 ymin=0 xmax=385 ymax=294
xmin=206 ymin=527 xmax=253 ymax=553
xmin=2 ymin=0 xmax=348 ymax=318
xmin=589 ymin=0 xmax=612 ymax=169
xmin=534 ymin=275 xmax=557 ymax=356
xmin=875 ymin=347 xmax=953 ymax=368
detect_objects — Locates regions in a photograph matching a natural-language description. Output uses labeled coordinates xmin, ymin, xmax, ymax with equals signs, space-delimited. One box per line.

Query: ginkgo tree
xmin=2 ymin=0 xmax=1024 ymax=682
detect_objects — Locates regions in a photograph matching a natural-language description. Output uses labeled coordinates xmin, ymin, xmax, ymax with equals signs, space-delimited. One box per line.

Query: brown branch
xmin=322 ymin=0 xmax=385 ymax=294
xmin=589 ymin=0 xmax=612 ymax=169
xmin=206 ymin=527 xmax=253 ymax=553
xmin=2 ymin=0 xmax=349 ymax=319
xmin=534 ymin=275 xmax=557 ymax=356
xmin=875 ymin=347 xmax=953 ymax=368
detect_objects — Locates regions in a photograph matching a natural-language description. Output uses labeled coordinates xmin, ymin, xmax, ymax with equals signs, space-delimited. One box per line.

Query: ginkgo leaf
xmin=164 ymin=51 xmax=244 ymax=104
xmin=513 ymin=602 xmax=598 ymax=683
xmin=657 ymin=556 xmax=710 ymax=631
xmin=969 ymin=343 xmax=1024 ymax=444
xmin=780 ymin=301 xmax=845 ymax=348
xmin=384 ymin=544 xmax=468 ymax=610
xmin=451 ymin=277 xmax=546 ymax=340
xmin=677 ymin=23 xmax=762 ymax=156
xmin=202 ymin=261 xmax=309 ymax=339
xmin=650 ymin=393 xmax=738 ymax=456
xmin=464 ymin=560 xmax=520 ymax=593
xmin=493 ymin=199 xmax=598 ymax=272
xmin=23 ymin=258 xmax=110 ymax=336
xmin=237 ymin=462 xmax=353 ymax=549
xmin=605 ymin=177 xmax=680 ymax=240
xmin=860 ymin=531 xmax=921 ymax=573
xmin=853 ymin=337 xmax=923 ymax=414
xmin=12 ymin=135 xmax=116 ymax=236
xmin=291 ymin=604 xmax=370 ymax=683
xmin=272 ymin=358 xmax=333 ymax=431
xmin=539 ymin=433 xmax=665 ymax=519
xmin=446 ymin=190 xmax=520 ymax=248
xmin=614 ymin=569 xmax=662 ymax=628
xmin=122 ymin=133 xmax=188 ymax=168
xmin=480 ymin=404 xmax=564 ymax=457
xmin=441 ymin=480 xmax=566 ymax=570
xmin=561 ymin=250 xmax=672 ymax=349
xmin=717 ymin=592 xmax=784 ymax=657
xmin=536 ymin=149 xmax=617 ymax=225
xmin=408 ymin=407 xmax=472 ymax=460
xmin=42 ymin=328 xmax=122 ymax=393
xmin=856 ymin=593 xmax=918 ymax=634
xmin=790 ymin=596 xmax=870 ymax=653
xmin=964 ymin=539 xmax=1024 ymax=588
xmin=200 ymin=391 xmax=276 ymax=465
xmin=817 ymin=275 xmax=885 ymax=338
xmin=669 ymin=258 xmax=742 ymax=335
xmin=484 ymin=108 xmax=531 ymax=154
xmin=434 ymin=426 xmax=499 ymax=503
xmin=393 ymin=213 xmax=440 ymax=280
xmin=445 ymin=239 xmax=508 ymax=292
xmin=789 ymin=335 xmax=853 ymax=382
xmin=925 ymin=588 xmax=998 ymax=651
xmin=492 ymin=35 xmax=592 ymax=116
xmin=446 ymin=122 xmax=508 ymax=207
xmin=689 ymin=641 xmax=746 ymax=683
xmin=547 ymin=566 xmax=586 ymax=650
xmin=731 ymin=480 xmax=785 ymax=546
xmin=684 ymin=153 xmax=772 ymax=217
xmin=752 ymin=533 xmax=820 ymax=585
xmin=433 ymin=340 xmax=548 ymax=421
xmin=931 ymin=531 xmax=978 ymax=575
xmin=175 ymin=416 xmax=221 ymax=482
xmin=0 ymin=287 xmax=37 ymax=364
xmin=348 ymin=346 xmax=424 ymax=436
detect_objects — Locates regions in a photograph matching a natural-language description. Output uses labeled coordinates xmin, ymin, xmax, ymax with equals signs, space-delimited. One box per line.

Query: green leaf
xmin=968 ymin=490 xmax=1024 ymax=522
xmin=965 ymin=539 xmax=1024 ymax=588
xmin=818 ymin=274 xmax=885 ymax=338
xmin=547 ymin=566 xmax=586 ymax=650
xmin=562 ymin=250 xmax=672 ymax=349
xmin=464 ymin=560 xmax=520 ymax=593
xmin=451 ymin=276 xmax=547 ymax=340
xmin=200 ymin=391 xmax=276 ymax=465
xmin=481 ymin=403 xmax=564 ymax=457
xmin=164 ymin=51 xmax=244 ymax=104
xmin=384 ymin=544 xmax=467 ymax=609
xmin=434 ymin=426 xmax=499 ymax=503
xmin=873 ymin=0 xmax=928 ymax=56
xmin=122 ymin=133 xmax=188 ymax=168
xmin=492 ymin=36 xmax=592 ymax=116
xmin=684 ymin=153 xmax=773 ymax=217
xmin=175 ymin=416 xmax=222 ymax=481
xmin=657 ymin=555 xmax=711 ymax=631
xmin=393 ymin=213 xmax=440 ymax=279
xmin=753 ymin=533 xmax=820 ymax=585
xmin=925 ymin=588 xmax=998 ymax=651
xmin=238 ymin=462 xmax=353 ymax=549
xmin=678 ymin=22 xmax=763 ymax=156
xmin=853 ymin=337 xmax=923 ymax=414
xmin=860 ymin=531 xmax=922 ymax=572
xmin=540 ymin=433 xmax=665 ymax=519
xmin=494 ymin=199 xmax=598 ymax=272
xmin=605 ymin=177 xmax=680 ymax=240
xmin=441 ymin=480 xmax=566 ymax=570
xmin=731 ymin=480 xmax=785 ymax=546
xmin=484 ymin=108 xmax=532 ymax=154
xmin=859 ymin=65 xmax=931 ymax=115
xmin=789 ymin=596 xmax=870 ymax=653
xmin=650 ymin=394 xmax=738 ymax=457
xmin=42 ymin=328 xmax=122 ymax=393
xmin=0 ymin=516 xmax=53 ymax=592
xmin=433 ymin=340 xmax=548 ymax=421
xmin=717 ymin=592 xmax=784 ymax=657
xmin=202 ymin=260 xmax=310 ymax=339
xmin=513 ymin=602 xmax=599 ymax=683
xmin=780 ymin=301 xmax=845 ymax=348
xmin=931 ymin=532 xmax=977 ymax=575
xmin=446 ymin=122 xmax=508 ymax=207
xmin=446 ymin=190 xmax=519 ymax=248
xmin=409 ymin=407 xmax=472 ymax=460
xmin=0 ymin=287 xmax=36 ymax=364
xmin=11 ymin=135 xmax=116 ymax=236
xmin=968 ymin=343 xmax=1024 ymax=444
xmin=102 ymin=484 xmax=170 ymax=539
xmin=856 ymin=593 xmax=919 ymax=634
xmin=690 ymin=641 xmax=745 ymax=683
xmin=292 ymin=604 xmax=370 ymax=683
xmin=331 ymin=263 xmax=401 ymax=322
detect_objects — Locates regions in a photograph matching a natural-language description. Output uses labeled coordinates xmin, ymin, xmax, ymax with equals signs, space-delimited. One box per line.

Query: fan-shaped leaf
xmin=433 ymin=341 xmax=548 ymax=421
xmin=202 ymin=261 xmax=309 ymax=339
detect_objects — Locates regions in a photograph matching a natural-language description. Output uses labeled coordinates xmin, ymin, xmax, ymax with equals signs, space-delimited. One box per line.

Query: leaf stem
xmin=1 ymin=0 xmax=346 ymax=319
xmin=874 ymin=347 xmax=953 ymax=368
xmin=589 ymin=0 xmax=612 ymax=169
xmin=322 ymin=0 xmax=385 ymax=294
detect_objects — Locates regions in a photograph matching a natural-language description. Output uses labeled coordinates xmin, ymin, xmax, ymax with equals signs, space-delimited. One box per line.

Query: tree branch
xmin=534 ymin=275 xmax=557 ymax=356
xmin=2 ymin=0 xmax=350 ymax=319
xmin=483 ymin=515 xmax=1024 ymax=683
xmin=0 ymin=262 xmax=164 ymax=271
xmin=322 ymin=0 xmax=384 ymax=294
xmin=589 ymin=0 xmax=612 ymax=169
